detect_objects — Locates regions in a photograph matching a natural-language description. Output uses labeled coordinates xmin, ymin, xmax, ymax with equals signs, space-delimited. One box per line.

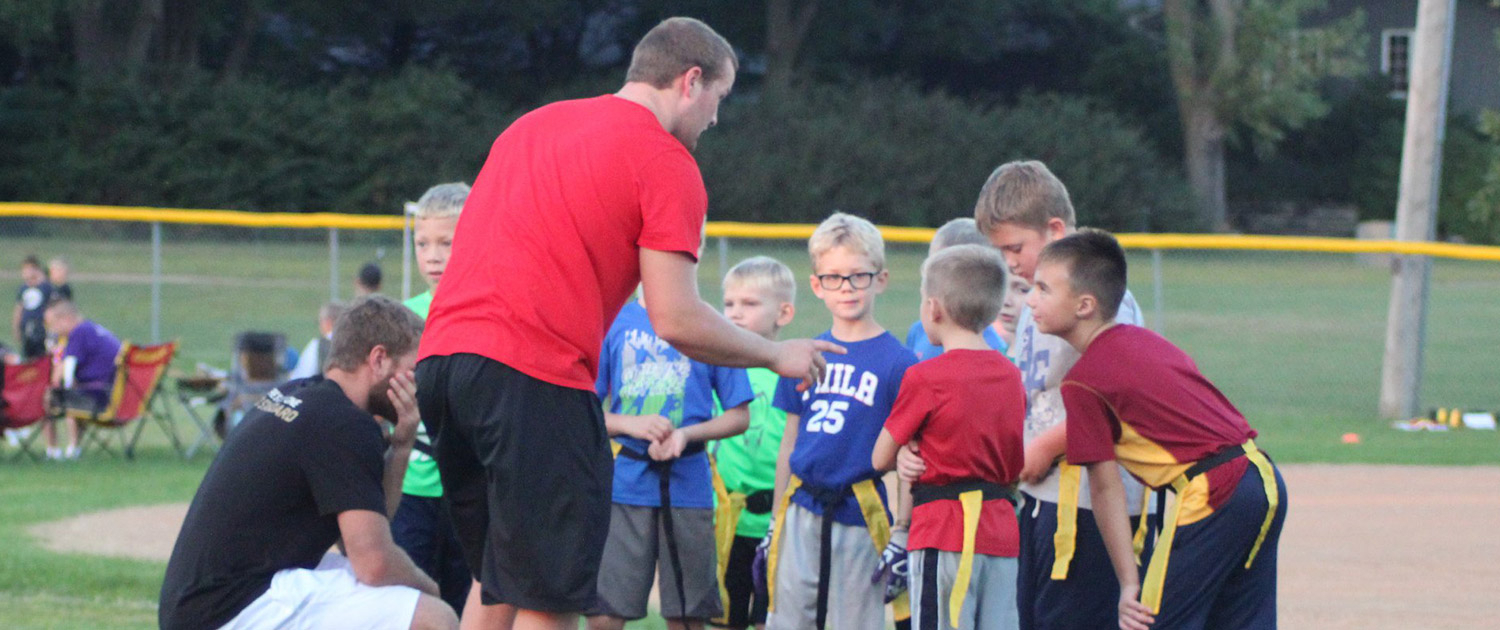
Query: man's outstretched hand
xmin=770 ymin=339 xmax=846 ymax=392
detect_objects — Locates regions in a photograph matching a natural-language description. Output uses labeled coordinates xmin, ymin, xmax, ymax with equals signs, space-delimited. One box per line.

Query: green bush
xmin=697 ymin=79 xmax=1199 ymax=231
xmin=0 ymin=68 xmax=513 ymax=215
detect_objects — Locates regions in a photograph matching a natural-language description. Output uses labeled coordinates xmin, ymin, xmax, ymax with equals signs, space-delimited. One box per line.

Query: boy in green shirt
xmin=398 ymin=182 xmax=471 ymax=615
xmin=711 ymin=257 xmax=797 ymax=630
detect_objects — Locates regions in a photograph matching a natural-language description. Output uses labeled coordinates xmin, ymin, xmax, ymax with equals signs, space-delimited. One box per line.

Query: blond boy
xmin=969 ymin=160 xmax=1146 ymax=629
xmin=760 ymin=213 xmax=918 ymax=630
xmin=396 ymin=182 xmax=472 ymax=615
xmin=712 ymin=257 xmax=796 ymax=630
xmin=904 ymin=218 xmax=1010 ymax=361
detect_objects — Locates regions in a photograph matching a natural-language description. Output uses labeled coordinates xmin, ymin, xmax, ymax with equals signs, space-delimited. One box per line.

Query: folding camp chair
xmin=69 ymin=341 xmax=177 ymax=460
xmin=2 ymin=356 xmax=52 ymax=461
xmin=216 ymin=332 xmax=287 ymax=437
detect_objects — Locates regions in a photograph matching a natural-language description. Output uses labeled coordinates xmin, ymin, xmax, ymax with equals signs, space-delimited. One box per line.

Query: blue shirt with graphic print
xmin=596 ymin=301 xmax=754 ymax=508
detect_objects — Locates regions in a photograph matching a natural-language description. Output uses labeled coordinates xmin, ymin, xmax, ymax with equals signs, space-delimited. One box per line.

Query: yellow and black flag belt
xmin=1139 ymin=439 xmax=1278 ymax=615
xmin=708 ymin=459 xmax=773 ymax=626
xmin=911 ymin=480 xmax=1017 ymax=629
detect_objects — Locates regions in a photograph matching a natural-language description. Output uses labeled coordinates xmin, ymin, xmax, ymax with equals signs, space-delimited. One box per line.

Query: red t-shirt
xmin=883 ymin=350 xmax=1025 ymax=557
xmin=1063 ymin=325 xmax=1255 ymax=518
xmin=419 ymin=96 xmax=706 ymax=390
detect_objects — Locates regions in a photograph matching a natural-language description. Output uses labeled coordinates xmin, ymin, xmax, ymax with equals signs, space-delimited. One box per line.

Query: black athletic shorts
xmin=415 ymin=353 xmax=613 ymax=612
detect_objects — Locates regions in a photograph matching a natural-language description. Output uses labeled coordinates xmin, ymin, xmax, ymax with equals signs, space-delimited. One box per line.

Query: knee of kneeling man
xmin=411 ymin=594 xmax=459 ymax=630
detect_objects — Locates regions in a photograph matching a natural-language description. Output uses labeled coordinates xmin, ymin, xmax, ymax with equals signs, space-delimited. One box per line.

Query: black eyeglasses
xmin=816 ymin=272 xmax=877 ymax=291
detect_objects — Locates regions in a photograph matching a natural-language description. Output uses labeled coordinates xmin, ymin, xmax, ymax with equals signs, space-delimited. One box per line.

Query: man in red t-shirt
xmin=1029 ymin=230 xmax=1286 ymax=630
xmin=414 ymin=17 xmax=840 ymax=630
xmin=872 ymin=244 xmax=1026 ymax=629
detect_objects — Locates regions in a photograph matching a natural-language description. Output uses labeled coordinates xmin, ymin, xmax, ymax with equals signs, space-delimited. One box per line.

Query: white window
xmin=1381 ymin=28 xmax=1414 ymax=97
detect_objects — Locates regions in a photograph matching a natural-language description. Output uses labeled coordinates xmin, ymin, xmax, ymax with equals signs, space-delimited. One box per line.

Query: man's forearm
xmin=656 ymin=299 xmax=778 ymax=368
xmin=383 ymin=445 xmax=412 ymax=519
xmin=369 ymin=545 xmax=440 ymax=596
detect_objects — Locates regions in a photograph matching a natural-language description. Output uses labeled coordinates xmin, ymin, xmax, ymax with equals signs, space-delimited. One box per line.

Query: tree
xmin=1163 ymin=0 xmax=1363 ymax=230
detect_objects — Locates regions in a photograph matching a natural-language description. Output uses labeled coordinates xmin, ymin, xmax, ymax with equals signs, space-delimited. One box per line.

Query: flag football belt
xmin=766 ymin=475 xmax=910 ymax=628
xmin=1139 ymin=439 xmax=1278 ymax=615
xmin=614 ymin=442 xmax=706 ymax=620
xmin=708 ymin=460 xmax=774 ymax=626
xmin=911 ymin=481 xmax=1017 ymax=628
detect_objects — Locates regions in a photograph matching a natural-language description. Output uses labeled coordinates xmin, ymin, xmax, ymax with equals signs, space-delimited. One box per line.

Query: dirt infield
xmin=28 ymin=464 xmax=1500 ymax=628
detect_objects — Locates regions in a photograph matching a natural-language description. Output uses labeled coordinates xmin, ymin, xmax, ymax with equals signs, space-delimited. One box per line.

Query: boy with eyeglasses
xmin=758 ymin=212 xmax=918 ymax=630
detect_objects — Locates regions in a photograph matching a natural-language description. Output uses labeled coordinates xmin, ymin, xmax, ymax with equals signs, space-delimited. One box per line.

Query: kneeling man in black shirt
xmin=160 ymin=296 xmax=458 ymax=630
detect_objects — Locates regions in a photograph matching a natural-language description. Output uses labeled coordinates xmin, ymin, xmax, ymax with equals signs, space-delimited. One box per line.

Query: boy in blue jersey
xmin=712 ymin=256 xmax=798 ymax=630
xmin=761 ymin=212 xmax=919 ymax=630
xmin=905 ymin=218 xmax=1008 ymax=361
xmin=588 ymin=291 xmax=755 ymax=630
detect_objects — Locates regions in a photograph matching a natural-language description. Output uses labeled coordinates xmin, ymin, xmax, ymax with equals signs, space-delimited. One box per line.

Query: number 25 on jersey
xmin=805 ymin=400 xmax=849 ymax=434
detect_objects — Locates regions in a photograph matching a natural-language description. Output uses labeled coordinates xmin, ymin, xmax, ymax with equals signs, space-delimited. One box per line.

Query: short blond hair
xmin=929 ymin=217 xmax=992 ymax=255
xmin=724 ymin=256 xmax=796 ymax=304
xmin=809 ymin=212 xmax=885 ymax=271
xmin=974 ymin=160 xmax=1076 ymax=235
xmin=407 ymin=182 xmax=470 ymax=219
xmin=922 ymin=244 xmax=1009 ymax=333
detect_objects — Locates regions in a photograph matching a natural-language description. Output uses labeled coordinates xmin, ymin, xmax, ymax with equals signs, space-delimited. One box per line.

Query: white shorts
xmin=220 ymin=553 xmax=422 ymax=630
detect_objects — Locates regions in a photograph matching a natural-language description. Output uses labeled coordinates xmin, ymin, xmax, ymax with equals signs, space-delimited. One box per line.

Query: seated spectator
xmin=289 ymin=301 xmax=345 ymax=381
xmin=356 ymin=262 xmax=383 ymax=296
xmin=42 ymin=299 xmax=122 ymax=460
xmin=159 ymin=296 xmax=457 ymax=630
xmin=49 ymin=257 xmax=73 ymax=301
xmin=12 ymin=255 xmax=53 ymax=360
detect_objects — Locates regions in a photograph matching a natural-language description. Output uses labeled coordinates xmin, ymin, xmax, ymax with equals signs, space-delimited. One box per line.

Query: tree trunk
xmin=220 ymin=6 xmax=264 ymax=83
xmin=124 ymin=0 xmax=164 ymax=76
xmin=1182 ymin=103 xmax=1229 ymax=231
xmin=70 ymin=0 xmax=112 ymax=81
xmin=765 ymin=0 xmax=818 ymax=94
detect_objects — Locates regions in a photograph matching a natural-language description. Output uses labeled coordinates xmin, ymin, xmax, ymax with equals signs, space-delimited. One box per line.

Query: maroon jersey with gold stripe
xmin=1062 ymin=325 xmax=1256 ymax=521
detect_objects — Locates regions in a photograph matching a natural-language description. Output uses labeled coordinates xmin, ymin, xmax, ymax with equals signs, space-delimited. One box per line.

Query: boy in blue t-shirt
xmin=761 ymin=213 xmax=919 ymax=630
xmin=904 ymin=218 xmax=1009 ymax=361
xmin=588 ymin=294 xmax=754 ymax=630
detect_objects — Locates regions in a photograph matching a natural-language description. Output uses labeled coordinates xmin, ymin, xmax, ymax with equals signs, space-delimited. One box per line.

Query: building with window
xmin=1322 ymin=0 xmax=1500 ymax=112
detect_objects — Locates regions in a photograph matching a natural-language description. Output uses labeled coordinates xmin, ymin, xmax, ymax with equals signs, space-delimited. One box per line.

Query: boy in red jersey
xmin=872 ymin=244 xmax=1026 ymax=630
xmin=1029 ymin=230 xmax=1287 ymax=630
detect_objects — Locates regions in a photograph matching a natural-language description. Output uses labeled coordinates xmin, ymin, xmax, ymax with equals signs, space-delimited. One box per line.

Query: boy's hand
xmin=896 ymin=443 xmax=926 ymax=484
xmin=1020 ymin=442 xmax=1058 ymax=484
xmin=648 ymin=429 xmax=688 ymax=461
xmin=624 ymin=414 xmax=673 ymax=443
xmin=770 ymin=339 xmax=846 ymax=392
xmin=1117 ymin=583 xmax=1154 ymax=630
xmin=385 ymin=369 xmax=420 ymax=449
xmin=870 ymin=528 xmax=909 ymax=603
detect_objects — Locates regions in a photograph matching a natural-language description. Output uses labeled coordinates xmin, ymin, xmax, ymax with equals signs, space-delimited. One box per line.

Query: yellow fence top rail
xmin=5 ymin=202 xmax=1500 ymax=262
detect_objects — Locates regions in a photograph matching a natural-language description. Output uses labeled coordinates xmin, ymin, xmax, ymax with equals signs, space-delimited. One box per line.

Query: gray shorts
xmin=909 ymin=549 xmax=1019 ymax=630
xmin=765 ymin=503 xmax=885 ymax=630
xmin=589 ymin=503 xmax=721 ymax=621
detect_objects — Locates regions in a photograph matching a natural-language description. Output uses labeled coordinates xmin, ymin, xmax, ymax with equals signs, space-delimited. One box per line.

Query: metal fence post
xmin=329 ymin=227 xmax=340 ymax=301
xmin=402 ymin=211 xmax=413 ymax=300
xmin=1151 ymin=248 xmax=1165 ymax=335
xmin=151 ymin=221 xmax=162 ymax=343
xmin=717 ymin=236 xmax=729 ymax=285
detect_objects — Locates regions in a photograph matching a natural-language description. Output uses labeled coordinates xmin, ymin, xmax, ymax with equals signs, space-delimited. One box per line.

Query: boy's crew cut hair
xmin=1038 ymin=228 xmax=1128 ymax=321
xmin=326 ymin=296 xmax=425 ymax=371
xmin=921 ymin=244 xmax=1009 ymax=333
xmin=724 ymin=256 xmax=796 ymax=304
xmin=626 ymin=17 xmax=738 ymax=89
xmin=973 ymin=160 xmax=1076 ymax=235
xmin=408 ymin=182 xmax=471 ymax=219
xmin=929 ymin=217 xmax=992 ymax=254
xmin=808 ymin=212 xmax=886 ymax=271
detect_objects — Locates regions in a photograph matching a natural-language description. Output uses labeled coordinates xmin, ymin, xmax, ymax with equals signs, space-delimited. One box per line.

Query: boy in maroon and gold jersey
xmin=1028 ymin=229 xmax=1287 ymax=630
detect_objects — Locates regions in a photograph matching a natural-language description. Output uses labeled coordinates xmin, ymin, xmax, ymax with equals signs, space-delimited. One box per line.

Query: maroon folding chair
xmin=2 ymin=356 xmax=52 ymax=461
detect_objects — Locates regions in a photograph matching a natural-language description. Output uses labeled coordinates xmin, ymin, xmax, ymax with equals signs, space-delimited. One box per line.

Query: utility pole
xmin=1379 ymin=0 xmax=1455 ymax=420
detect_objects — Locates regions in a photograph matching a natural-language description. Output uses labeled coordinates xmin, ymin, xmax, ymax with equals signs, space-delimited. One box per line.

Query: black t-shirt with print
xmin=158 ymin=377 xmax=388 ymax=630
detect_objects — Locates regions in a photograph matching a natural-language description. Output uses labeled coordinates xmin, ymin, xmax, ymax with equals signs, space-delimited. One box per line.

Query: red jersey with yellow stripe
xmin=1061 ymin=325 xmax=1255 ymax=525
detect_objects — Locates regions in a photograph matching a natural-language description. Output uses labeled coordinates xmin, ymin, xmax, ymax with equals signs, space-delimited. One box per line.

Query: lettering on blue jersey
xmin=802 ymin=362 xmax=879 ymax=407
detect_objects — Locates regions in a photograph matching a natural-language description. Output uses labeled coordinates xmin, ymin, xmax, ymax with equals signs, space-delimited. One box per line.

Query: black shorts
xmin=415 ymin=353 xmax=613 ymax=612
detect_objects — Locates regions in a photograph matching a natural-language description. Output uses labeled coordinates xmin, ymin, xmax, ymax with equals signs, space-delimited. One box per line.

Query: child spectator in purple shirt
xmin=43 ymin=298 xmax=121 ymax=460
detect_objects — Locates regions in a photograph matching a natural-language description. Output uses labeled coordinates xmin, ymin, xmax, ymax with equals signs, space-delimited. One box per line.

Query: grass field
xmin=1 ymin=230 xmax=1497 ymax=629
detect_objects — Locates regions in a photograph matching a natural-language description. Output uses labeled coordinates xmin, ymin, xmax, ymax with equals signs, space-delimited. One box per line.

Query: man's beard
xmin=366 ymin=373 xmax=398 ymax=421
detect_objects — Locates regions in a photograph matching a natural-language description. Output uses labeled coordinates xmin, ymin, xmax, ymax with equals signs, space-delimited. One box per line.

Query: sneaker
xmin=4 ymin=429 xmax=17 ymax=447
xmin=45 ymin=447 xmax=62 ymax=460
xmin=64 ymin=445 xmax=81 ymax=460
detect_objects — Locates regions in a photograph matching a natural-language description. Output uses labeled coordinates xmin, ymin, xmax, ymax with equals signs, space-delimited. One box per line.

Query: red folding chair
xmin=2 ymin=356 xmax=52 ymax=461
xmin=70 ymin=341 xmax=178 ymax=460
